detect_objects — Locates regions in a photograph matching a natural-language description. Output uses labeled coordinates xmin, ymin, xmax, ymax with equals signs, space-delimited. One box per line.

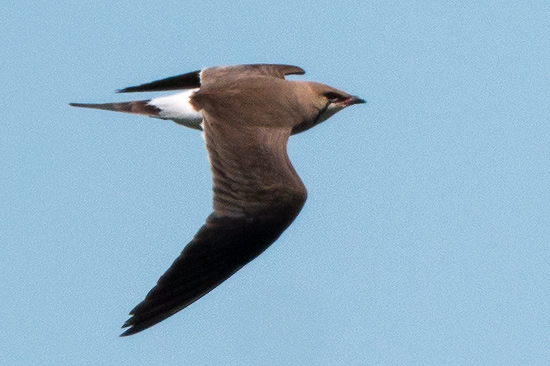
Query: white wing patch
xmin=148 ymin=89 xmax=203 ymax=129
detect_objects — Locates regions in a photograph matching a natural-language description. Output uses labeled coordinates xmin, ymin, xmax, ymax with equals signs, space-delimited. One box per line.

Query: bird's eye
xmin=324 ymin=92 xmax=345 ymax=103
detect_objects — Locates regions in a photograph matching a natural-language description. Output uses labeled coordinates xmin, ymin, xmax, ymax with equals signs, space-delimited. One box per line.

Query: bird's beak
xmin=345 ymin=96 xmax=366 ymax=106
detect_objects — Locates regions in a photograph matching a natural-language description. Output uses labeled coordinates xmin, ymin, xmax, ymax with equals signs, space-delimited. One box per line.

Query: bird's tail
xmin=69 ymin=100 xmax=162 ymax=118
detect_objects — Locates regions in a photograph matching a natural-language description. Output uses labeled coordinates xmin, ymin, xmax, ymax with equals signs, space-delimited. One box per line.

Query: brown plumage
xmin=70 ymin=64 xmax=365 ymax=336
xmin=69 ymin=100 xmax=162 ymax=117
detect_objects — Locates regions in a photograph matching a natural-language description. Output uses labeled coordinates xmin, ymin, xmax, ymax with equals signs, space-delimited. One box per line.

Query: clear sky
xmin=2 ymin=1 xmax=549 ymax=365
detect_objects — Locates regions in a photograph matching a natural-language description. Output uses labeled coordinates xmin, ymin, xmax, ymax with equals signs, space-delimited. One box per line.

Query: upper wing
xmin=121 ymin=111 xmax=307 ymax=336
xmin=200 ymin=64 xmax=305 ymax=85
xmin=116 ymin=64 xmax=304 ymax=93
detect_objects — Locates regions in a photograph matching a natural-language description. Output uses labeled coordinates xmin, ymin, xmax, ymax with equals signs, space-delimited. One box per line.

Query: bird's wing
xmin=200 ymin=64 xmax=305 ymax=84
xmin=116 ymin=64 xmax=304 ymax=93
xmin=121 ymin=109 xmax=307 ymax=336
xmin=117 ymin=70 xmax=202 ymax=93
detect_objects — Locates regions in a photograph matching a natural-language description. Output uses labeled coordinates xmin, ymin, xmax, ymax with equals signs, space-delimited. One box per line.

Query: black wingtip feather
xmin=117 ymin=70 xmax=202 ymax=93
xmin=117 ymin=211 xmax=303 ymax=336
xmin=120 ymin=326 xmax=139 ymax=337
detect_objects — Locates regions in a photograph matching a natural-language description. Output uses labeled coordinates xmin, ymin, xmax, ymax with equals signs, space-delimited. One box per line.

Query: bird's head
xmin=291 ymin=82 xmax=365 ymax=134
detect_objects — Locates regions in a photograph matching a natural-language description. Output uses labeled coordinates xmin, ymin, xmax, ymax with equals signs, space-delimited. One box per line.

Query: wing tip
xmin=115 ymin=86 xmax=140 ymax=94
xmin=119 ymin=326 xmax=138 ymax=337
xmin=284 ymin=64 xmax=306 ymax=75
xmin=119 ymin=315 xmax=142 ymax=337
xmin=115 ymin=70 xmax=202 ymax=94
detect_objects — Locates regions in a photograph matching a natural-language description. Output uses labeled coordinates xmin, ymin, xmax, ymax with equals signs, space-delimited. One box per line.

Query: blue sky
xmin=2 ymin=1 xmax=549 ymax=365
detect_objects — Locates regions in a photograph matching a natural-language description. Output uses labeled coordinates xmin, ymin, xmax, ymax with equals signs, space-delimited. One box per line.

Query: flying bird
xmin=70 ymin=64 xmax=365 ymax=336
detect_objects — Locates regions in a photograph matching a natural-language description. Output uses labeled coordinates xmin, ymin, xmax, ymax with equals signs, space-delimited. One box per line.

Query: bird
xmin=70 ymin=64 xmax=365 ymax=336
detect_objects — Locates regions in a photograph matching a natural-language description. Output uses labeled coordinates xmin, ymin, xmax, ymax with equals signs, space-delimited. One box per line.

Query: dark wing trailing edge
xmin=117 ymin=70 xmax=202 ymax=93
xmin=120 ymin=212 xmax=294 ymax=336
